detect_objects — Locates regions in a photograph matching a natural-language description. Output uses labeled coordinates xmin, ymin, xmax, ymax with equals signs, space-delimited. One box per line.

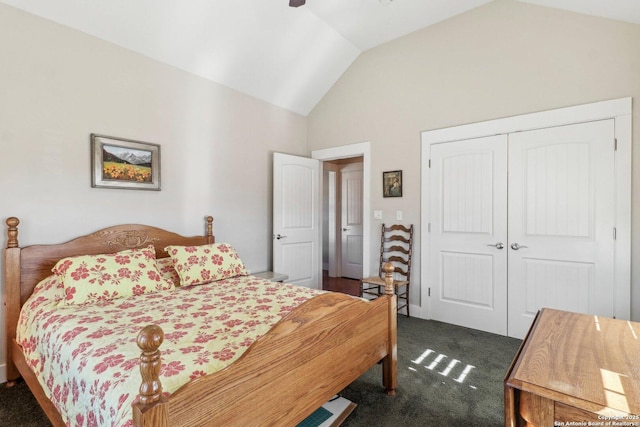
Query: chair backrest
xmin=377 ymin=223 xmax=413 ymax=283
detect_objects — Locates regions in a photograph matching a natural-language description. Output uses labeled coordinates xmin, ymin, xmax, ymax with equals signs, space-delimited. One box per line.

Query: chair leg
xmin=406 ymin=293 xmax=410 ymax=317
xmin=360 ymin=282 xmax=382 ymax=300
xmin=406 ymin=284 xmax=410 ymax=317
xmin=396 ymin=285 xmax=410 ymax=317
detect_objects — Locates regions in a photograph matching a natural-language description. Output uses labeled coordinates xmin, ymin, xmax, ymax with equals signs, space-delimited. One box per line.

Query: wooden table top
xmin=506 ymin=308 xmax=640 ymax=416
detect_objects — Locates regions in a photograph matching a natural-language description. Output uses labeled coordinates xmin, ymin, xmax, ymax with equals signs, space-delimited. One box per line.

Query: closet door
xmin=429 ymin=135 xmax=508 ymax=335
xmin=507 ymin=120 xmax=616 ymax=338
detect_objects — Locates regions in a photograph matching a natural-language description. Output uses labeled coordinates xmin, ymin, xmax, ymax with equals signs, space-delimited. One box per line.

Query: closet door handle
xmin=510 ymin=243 xmax=528 ymax=250
xmin=273 ymin=234 xmax=288 ymax=240
xmin=487 ymin=242 xmax=504 ymax=249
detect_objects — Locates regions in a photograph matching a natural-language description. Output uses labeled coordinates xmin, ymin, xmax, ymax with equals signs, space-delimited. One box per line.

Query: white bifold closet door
xmin=507 ymin=120 xmax=615 ymax=338
xmin=429 ymin=120 xmax=615 ymax=338
xmin=429 ymin=135 xmax=509 ymax=336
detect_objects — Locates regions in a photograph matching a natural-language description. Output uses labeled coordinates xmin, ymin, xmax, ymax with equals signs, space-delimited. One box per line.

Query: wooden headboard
xmin=4 ymin=216 xmax=214 ymax=381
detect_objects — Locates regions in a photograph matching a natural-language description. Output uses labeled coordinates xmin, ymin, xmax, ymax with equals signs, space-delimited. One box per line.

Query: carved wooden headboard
xmin=5 ymin=216 xmax=214 ymax=306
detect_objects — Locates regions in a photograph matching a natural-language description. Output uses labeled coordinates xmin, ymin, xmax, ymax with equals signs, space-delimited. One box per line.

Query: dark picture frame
xmin=383 ymin=170 xmax=402 ymax=198
xmin=91 ymin=134 xmax=161 ymax=191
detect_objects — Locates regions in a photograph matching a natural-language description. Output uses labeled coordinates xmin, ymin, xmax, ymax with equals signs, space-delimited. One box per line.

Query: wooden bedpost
xmin=5 ymin=217 xmax=21 ymax=383
xmin=6 ymin=217 xmax=19 ymax=248
xmin=137 ymin=325 xmax=164 ymax=404
xmin=205 ymin=216 xmax=214 ymax=243
xmin=382 ymin=262 xmax=397 ymax=396
xmin=382 ymin=262 xmax=394 ymax=297
xmin=133 ymin=325 xmax=168 ymax=426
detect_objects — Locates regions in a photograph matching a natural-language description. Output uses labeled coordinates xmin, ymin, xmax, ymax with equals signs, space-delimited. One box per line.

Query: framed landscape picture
xmin=91 ymin=134 xmax=161 ymax=190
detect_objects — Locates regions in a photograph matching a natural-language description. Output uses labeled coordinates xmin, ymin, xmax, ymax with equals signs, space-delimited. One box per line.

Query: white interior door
xmin=429 ymin=135 xmax=509 ymax=336
xmin=273 ymin=153 xmax=320 ymax=288
xmin=507 ymin=120 xmax=615 ymax=338
xmin=428 ymin=120 xmax=617 ymax=338
xmin=340 ymin=165 xmax=363 ymax=279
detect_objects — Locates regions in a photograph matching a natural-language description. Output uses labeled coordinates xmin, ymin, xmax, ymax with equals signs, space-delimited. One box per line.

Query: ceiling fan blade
xmin=289 ymin=0 xmax=305 ymax=7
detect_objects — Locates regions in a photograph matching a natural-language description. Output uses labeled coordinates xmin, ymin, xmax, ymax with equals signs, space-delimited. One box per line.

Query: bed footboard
xmin=134 ymin=265 xmax=398 ymax=426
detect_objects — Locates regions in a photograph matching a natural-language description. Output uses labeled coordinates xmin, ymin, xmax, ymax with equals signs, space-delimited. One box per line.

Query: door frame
xmin=324 ymin=163 xmax=339 ymax=277
xmin=312 ymin=142 xmax=371 ymax=279
xmin=421 ymin=97 xmax=632 ymax=321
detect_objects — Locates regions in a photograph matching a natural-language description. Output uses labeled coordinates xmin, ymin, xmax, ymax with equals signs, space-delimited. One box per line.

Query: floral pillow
xmin=52 ymin=245 xmax=174 ymax=305
xmin=164 ymin=243 xmax=248 ymax=287
xmin=156 ymin=256 xmax=181 ymax=286
xmin=32 ymin=273 xmax=65 ymax=303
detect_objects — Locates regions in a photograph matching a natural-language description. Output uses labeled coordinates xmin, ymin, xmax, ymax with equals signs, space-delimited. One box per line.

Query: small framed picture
xmin=383 ymin=170 xmax=402 ymax=198
xmin=91 ymin=134 xmax=161 ymax=191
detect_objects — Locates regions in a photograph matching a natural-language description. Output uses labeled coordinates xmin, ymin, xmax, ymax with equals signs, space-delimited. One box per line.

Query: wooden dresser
xmin=504 ymin=308 xmax=640 ymax=427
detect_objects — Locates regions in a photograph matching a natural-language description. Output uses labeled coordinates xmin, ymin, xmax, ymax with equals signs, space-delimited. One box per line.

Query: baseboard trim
xmin=409 ymin=303 xmax=425 ymax=319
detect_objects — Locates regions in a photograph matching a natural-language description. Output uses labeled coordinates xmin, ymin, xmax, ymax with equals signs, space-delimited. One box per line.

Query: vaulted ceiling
xmin=2 ymin=0 xmax=638 ymax=116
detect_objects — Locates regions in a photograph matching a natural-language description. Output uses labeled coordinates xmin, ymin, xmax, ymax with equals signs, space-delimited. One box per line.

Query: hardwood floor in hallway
xmin=322 ymin=270 xmax=361 ymax=297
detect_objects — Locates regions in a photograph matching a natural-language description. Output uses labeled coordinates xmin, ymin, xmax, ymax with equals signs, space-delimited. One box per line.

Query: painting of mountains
xmin=91 ymin=133 xmax=160 ymax=190
xmin=102 ymin=144 xmax=153 ymax=183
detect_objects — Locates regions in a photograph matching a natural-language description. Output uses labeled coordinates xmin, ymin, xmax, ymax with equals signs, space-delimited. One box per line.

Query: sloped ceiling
xmin=1 ymin=0 xmax=638 ymax=116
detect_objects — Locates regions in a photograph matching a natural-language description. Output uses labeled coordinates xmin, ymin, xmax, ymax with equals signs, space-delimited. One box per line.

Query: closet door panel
xmin=429 ymin=135 xmax=508 ymax=335
xmin=507 ymin=120 xmax=615 ymax=338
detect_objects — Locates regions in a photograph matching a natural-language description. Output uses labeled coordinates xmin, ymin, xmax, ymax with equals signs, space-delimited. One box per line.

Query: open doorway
xmin=312 ymin=141 xmax=371 ymax=297
xmin=322 ymin=157 xmax=363 ymax=295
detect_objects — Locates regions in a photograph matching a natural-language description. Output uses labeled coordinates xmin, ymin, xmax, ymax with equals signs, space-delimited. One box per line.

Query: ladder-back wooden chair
xmin=360 ymin=223 xmax=413 ymax=316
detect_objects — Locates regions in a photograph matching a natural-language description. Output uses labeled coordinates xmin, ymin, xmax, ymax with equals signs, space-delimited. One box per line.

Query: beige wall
xmin=308 ymin=0 xmax=640 ymax=319
xmin=0 ymin=4 xmax=307 ymax=380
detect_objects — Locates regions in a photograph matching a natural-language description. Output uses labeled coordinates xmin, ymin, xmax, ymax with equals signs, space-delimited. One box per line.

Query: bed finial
xmin=6 ymin=217 xmax=19 ymax=249
xmin=205 ymin=215 xmax=214 ymax=238
xmin=383 ymin=262 xmax=395 ymax=296
xmin=137 ymin=325 xmax=164 ymax=405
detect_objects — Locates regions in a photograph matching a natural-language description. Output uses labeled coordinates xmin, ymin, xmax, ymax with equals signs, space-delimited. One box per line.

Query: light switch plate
xmin=373 ymin=210 xmax=383 ymax=220
xmin=396 ymin=210 xmax=403 ymax=220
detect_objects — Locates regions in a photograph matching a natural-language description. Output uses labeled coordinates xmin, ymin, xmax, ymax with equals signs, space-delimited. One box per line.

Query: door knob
xmin=487 ymin=242 xmax=504 ymax=249
xmin=342 ymin=228 xmax=350 ymax=231
xmin=273 ymin=234 xmax=288 ymax=240
xmin=510 ymin=243 xmax=528 ymax=250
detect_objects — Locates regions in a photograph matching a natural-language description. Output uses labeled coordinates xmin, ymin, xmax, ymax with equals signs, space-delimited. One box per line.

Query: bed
xmin=4 ymin=216 xmax=398 ymax=426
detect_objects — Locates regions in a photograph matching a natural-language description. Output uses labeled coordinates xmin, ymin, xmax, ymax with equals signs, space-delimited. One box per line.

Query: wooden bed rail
xmin=134 ymin=262 xmax=398 ymax=426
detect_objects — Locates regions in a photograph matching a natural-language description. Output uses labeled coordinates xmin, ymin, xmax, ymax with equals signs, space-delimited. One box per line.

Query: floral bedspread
xmin=17 ymin=274 xmax=323 ymax=426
